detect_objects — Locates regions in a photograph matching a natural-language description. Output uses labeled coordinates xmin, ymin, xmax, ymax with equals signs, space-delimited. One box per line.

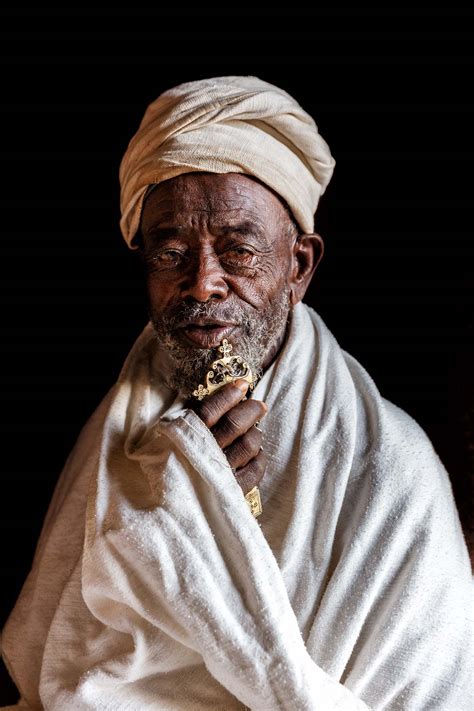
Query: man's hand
xmin=192 ymin=379 xmax=268 ymax=496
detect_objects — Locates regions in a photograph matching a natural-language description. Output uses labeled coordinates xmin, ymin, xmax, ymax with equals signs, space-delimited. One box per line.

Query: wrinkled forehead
xmin=140 ymin=172 xmax=298 ymax=230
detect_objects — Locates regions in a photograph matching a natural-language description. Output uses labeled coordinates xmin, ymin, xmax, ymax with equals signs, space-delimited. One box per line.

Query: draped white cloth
xmin=1 ymin=303 xmax=473 ymax=710
xmin=118 ymin=75 xmax=335 ymax=248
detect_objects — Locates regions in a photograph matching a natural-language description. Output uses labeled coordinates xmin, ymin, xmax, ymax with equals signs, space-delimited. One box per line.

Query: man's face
xmin=139 ymin=172 xmax=299 ymax=395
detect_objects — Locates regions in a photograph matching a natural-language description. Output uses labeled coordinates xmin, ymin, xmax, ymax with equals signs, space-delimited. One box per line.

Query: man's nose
xmin=180 ymin=252 xmax=228 ymax=302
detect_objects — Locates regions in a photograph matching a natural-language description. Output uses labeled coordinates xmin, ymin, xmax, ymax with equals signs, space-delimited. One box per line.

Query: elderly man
xmin=1 ymin=76 xmax=472 ymax=710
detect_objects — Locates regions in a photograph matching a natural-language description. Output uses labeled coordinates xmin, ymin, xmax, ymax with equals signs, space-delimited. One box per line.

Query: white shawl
xmin=1 ymin=303 xmax=473 ymax=710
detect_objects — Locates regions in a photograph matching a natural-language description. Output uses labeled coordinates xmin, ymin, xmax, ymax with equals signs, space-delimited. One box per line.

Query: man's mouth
xmin=178 ymin=320 xmax=239 ymax=349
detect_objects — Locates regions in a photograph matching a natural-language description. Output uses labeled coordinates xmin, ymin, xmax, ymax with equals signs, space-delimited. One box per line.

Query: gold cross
xmin=218 ymin=339 xmax=233 ymax=358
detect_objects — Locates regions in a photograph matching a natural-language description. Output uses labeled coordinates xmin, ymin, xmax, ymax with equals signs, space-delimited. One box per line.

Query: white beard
xmin=150 ymin=288 xmax=291 ymax=398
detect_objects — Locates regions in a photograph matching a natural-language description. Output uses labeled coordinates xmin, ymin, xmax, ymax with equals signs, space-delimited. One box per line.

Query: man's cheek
xmin=231 ymin=273 xmax=276 ymax=311
xmin=240 ymin=279 xmax=284 ymax=313
xmin=147 ymin=284 xmax=177 ymax=313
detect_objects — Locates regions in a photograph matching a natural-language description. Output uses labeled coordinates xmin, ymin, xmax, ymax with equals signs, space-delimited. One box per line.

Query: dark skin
xmin=139 ymin=172 xmax=324 ymax=498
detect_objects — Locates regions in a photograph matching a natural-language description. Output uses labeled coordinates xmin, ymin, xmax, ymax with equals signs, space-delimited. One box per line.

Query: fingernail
xmin=236 ymin=380 xmax=249 ymax=393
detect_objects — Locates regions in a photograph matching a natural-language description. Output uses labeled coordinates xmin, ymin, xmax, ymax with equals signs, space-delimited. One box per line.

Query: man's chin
xmin=151 ymin=333 xmax=217 ymax=397
xmin=153 ymin=334 xmax=261 ymax=400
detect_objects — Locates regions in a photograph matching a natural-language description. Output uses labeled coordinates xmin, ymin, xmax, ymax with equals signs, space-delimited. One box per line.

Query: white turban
xmin=119 ymin=75 xmax=335 ymax=248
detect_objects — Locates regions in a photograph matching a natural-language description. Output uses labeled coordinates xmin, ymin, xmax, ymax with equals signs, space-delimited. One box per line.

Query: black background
xmin=1 ymin=5 xmax=473 ymax=702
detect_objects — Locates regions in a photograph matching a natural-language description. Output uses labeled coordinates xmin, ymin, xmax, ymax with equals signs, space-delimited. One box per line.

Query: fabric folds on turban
xmin=119 ymin=75 xmax=335 ymax=248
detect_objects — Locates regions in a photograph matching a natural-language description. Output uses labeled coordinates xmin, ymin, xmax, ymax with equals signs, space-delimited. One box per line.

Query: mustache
xmin=158 ymin=300 xmax=252 ymax=330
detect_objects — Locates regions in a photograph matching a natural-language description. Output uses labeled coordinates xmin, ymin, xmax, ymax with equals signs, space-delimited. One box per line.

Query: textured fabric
xmin=118 ymin=76 xmax=335 ymax=248
xmin=1 ymin=303 xmax=473 ymax=709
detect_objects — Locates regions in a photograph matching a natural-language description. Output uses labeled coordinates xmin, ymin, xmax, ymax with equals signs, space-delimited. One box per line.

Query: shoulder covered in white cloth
xmin=1 ymin=303 xmax=473 ymax=710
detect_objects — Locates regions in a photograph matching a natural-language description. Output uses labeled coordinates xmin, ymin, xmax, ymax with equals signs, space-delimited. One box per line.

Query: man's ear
xmin=289 ymin=233 xmax=324 ymax=306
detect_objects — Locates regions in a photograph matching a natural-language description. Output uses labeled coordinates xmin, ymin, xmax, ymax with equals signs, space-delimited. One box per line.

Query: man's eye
xmin=221 ymin=247 xmax=256 ymax=266
xmin=149 ymin=249 xmax=186 ymax=268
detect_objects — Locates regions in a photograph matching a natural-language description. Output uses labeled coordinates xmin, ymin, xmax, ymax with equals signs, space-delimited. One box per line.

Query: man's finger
xmin=212 ymin=400 xmax=267 ymax=449
xmin=224 ymin=426 xmax=263 ymax=470
xmin=233 ymin=449 xmax=267 ymax=495
xmin=195 ymin=380 xmax=249 ymax=428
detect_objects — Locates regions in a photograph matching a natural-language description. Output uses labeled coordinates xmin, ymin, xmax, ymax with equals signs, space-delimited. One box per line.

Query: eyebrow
xmin=217 ymin=220 xmax=266 ymax=238
xmin=143 ymin=226 xmax=185 ymax=241
xmin=143 ymin=219 xmax=267 ymax=243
